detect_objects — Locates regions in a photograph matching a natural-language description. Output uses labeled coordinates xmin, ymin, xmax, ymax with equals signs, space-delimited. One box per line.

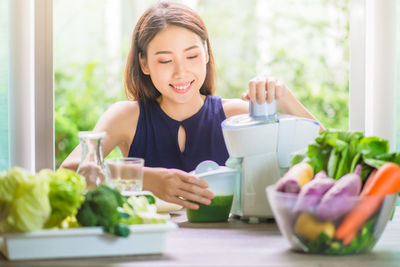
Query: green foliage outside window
xmin=55 ymin=62 xmax=124 ymax=167
xmin=55 ymin=0 xmax=349 ymax=167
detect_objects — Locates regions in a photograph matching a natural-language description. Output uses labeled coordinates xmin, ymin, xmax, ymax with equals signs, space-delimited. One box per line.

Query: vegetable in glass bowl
xmin=266 ymin=185 xmax=397 ymax=254
xmin=266 ymin=161 xmax=400 ymax=255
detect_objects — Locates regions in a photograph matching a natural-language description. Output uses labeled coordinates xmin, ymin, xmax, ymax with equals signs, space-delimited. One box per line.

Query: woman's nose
xmin=173 ymin=59 xmax=186 ymax=77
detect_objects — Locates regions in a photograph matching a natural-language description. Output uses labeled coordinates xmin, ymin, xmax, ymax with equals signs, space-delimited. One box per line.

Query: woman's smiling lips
xmin=170 ymin=80 xmax=194 ymax=94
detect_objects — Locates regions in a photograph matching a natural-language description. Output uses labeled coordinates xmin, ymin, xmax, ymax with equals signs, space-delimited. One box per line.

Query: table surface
xmin=2 ymin=208 xmax=400 ymax=267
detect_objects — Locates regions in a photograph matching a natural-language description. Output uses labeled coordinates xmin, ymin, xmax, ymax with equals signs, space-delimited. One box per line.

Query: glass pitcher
xmin=76 ymin=131 xmax=107 ymax=189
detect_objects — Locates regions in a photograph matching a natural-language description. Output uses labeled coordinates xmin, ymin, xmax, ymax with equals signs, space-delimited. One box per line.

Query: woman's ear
xmin=139 ymin=53 xmax=150 ymax=75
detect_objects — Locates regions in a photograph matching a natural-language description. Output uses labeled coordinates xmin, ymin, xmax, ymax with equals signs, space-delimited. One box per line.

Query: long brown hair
xmin=124 ymin=1 xmax=216 ymax=102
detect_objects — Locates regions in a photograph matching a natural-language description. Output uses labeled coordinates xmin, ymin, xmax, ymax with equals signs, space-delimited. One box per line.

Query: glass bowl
xmin=266 ymin=185 xmax=397 ymax=255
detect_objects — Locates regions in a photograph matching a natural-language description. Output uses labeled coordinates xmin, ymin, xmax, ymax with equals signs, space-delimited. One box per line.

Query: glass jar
xmin=76 ymin=131 xmax=107 ymax=189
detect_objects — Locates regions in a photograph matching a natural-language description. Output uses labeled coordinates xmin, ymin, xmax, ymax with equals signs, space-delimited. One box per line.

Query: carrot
xmin=335 ymin=196 xmax=382 ymax=242
xmin=335 ymin=162 xmax=400 ymax=243
xmin=360 ymin=169 xmax=377 ymax=196
xmin=363 ymin=163 xmax=400 ymax=196
xmin=342 ymin=229 xmax=357 ymax=246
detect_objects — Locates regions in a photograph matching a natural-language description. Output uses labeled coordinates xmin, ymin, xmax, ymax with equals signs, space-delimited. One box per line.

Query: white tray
xmin=0 ymin=222 xmax=177 ymax=261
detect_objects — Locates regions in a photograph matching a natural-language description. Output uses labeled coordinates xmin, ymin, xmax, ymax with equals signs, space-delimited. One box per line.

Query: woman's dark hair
xmin=124 ymin=1 xmax=215 ymax=101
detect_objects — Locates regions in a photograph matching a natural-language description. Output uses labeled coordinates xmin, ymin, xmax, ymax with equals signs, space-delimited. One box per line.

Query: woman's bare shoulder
xmin=221 ymin=98 xmax=248 ymax=118
xmin=93 ymin=100 xmax=140 ymax=155
xmin=94 ymin=100 xmax=139 ymax=133
xmin=101 ymin=100 xmax=139 ymax=122
xmin=109 ymin=100 xmax=139 ymax=114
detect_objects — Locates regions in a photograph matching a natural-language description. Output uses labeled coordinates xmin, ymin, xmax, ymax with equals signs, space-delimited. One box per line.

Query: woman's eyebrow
xmin=184 ymin=45 xmax=200 ymax=52
xmin=154 ymin=45 xmax=200 ymax=55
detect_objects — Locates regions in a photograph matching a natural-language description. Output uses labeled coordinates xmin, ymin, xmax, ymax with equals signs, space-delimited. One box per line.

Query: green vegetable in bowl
xmin=302 ymin=217 xmax=377 ymax=254
xmin=292 ymin=129 xmax=400 ymax=183
xmin=0 ymin=167 xmax=51 ymax=233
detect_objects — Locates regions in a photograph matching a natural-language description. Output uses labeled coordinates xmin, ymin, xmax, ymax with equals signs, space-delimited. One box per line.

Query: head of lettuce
xmin=0 ymin=167 xmax=86 ymax=233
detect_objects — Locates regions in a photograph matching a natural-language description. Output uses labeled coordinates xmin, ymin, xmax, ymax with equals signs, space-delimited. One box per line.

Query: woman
xmin=61 ymin=1 xmax=322 ymax=210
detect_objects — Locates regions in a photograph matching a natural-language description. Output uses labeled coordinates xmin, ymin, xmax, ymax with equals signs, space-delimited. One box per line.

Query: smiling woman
xmin=54 ymin=0 xmax=355 ymax=170
xmin=136 ymin=26 xmax=209 ymax=109
xmin=59 ymin=1 xmax=320 ymax=210
xmin=50 ymin=0 xmax=400 ymax=210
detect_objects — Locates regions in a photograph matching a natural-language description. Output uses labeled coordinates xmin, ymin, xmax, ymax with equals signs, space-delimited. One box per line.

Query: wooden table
xmin=1 ymin=209 xmax=400 ymax=266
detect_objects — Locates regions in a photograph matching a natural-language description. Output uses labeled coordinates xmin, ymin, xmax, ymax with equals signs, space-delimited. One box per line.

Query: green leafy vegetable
xmin=306 ymin=143 xmax=330 ymax=173
xmin=144 ymin=194 xmax=156 ymax=204
xmin=335 ymin=146 xmax=350 ymax=180
xmin=0 ymin=167 xmax=51 ymax=233
xmin=291 ymin=129 xmax=400 ymax=183
xmin=306 ymin=232 xmax=331 ymax=253
xmin=358 ymin=137 xmax=389 ymax=157
xmin=303 ymin=217 xmax=377 ymax=254
xmin=41 ymin=168 xmax=86 ymax=228
xmin=291 ymin=148 xmax=308 ymax=166
xmin=327 ymin=148 xmax=339 ymax=178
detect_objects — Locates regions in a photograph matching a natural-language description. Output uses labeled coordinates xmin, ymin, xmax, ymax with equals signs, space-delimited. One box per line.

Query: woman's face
xmin=140 ymin=25 xmax=208 ymax=105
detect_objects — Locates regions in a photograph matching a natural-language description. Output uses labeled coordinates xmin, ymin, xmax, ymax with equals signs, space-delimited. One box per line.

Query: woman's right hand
xmin=143 ymin=167 xmax=214 ymax=210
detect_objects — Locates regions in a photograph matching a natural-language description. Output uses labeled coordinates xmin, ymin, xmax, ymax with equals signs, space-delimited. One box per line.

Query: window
xmin=0 ymin=0 xmax=9 ymax=170
xmin=201 ymin=0 xmax=349 ymax=129
xmin=6 ymin=0 xmax=398 ymax=170
xmin=5 ymin=0 xmax=53 ymax=172
xmin=54 ymin=0 xmax=350 ymax=166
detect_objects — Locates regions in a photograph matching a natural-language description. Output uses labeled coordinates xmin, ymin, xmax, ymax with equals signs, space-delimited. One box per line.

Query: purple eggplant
xmin=316 ymin=165 xmax=362 ymax=220
xmin=275 ymin=177 xmax=301 ymax=194
xmin=314 ymin=170 xmax=329 ymax=180
xmin=294 ymin=171 xmax=335 ymax=213
xmin=275 ymin=163 xmax=315 ymax=194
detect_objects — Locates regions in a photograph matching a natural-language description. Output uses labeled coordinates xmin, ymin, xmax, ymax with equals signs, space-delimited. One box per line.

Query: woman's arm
xmin=277 ymin=89 xmax=323 ymax=129
xmin=60 ymin=101 xmax=140 ymax=171
xmin=60 ymin=100 xmax=214 ymax=208
xmin=223 ymin=77 xmax=325 ymax=132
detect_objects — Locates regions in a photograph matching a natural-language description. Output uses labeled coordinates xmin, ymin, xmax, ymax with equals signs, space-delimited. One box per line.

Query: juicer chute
xmin=221 ymin=101 xmax=320 ymax=220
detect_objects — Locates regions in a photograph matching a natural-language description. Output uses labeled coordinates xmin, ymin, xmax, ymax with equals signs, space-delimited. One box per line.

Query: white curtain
xmin=8 ymin=0 xmax=54 ymax=173
xmin=349 ymin=0 xmax=398 ymax=152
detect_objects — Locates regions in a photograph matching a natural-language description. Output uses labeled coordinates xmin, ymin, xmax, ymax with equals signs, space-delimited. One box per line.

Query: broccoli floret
xmin=76 ymin=201 xmax=98 ymax=226
xmin=76 ymin=185 xmax=130 ymax=237
xmin=109 ymin=224 xmax=130 ymax=237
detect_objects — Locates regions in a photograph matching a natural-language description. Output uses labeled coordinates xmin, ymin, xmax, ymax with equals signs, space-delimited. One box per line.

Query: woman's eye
xmin=187 ymin=55 xmax=198 ymax=59
xmin=159 ymin=60 xmax=172 ymax=64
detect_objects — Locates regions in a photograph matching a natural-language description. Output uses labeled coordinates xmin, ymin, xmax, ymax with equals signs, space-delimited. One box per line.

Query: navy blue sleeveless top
xmin=128 ymin=95 xmax=229 ymax=172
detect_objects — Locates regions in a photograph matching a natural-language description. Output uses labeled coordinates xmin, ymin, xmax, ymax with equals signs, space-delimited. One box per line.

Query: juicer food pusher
xmin=221 ymin=101 xmax=320 ymax=221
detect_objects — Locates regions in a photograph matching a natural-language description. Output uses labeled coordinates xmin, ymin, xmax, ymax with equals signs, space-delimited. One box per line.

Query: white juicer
xmin=221 ymin=100 xmax=320 ymax=220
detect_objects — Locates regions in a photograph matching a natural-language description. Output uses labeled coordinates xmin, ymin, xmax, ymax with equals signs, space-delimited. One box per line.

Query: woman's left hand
xmin=242 ymin=76 xmax=289 ymax=104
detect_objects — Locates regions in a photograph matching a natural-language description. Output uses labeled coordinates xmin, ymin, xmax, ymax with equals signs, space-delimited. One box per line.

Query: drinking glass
xmin=105 ymin=157 xmax=144 ymax=195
